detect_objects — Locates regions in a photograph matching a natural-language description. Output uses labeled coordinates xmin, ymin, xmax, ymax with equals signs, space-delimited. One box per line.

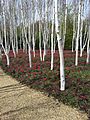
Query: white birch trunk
xmin=55 ymin=0 xmax=65 ymax=91
xmin=63 ymin=0 xmax=67 ymax=48
xmin=83 ymin=24 xmax=87 ymax=46
xmin=75 ymin=0 xmax=82 ymax=66
xmin=1 ymin=44 xmax=9 ymax=66
xmin=39 ymin=21 xmax=42 ymax=61
xmin=81 ymin=23 xmax=88 ymax=53
xmin=51 ymin=0 xmax=54 ymax=70
xmin=82 ymin=36 xmax=88 ymax=53
xmin=43 ymin=1 xmax=47 ymax=61
xmin=43 ymin=37 xmax=46 ymax=61
xmin=54 ymin=34 xmax=56 ymax=53
xmin=32 ymin=23 xmax=35 ymax=57
xmin=79 ymin=1 xmax=84 ymax=57
xmin=28 ymin=44 xmax=32 ymax=68
xmin=86 ymin=26 xmax=90 ymax=63
xmin=22 ymin=29 xmax=25 ymax=52
xmin=28 ymin=18 xmax=32 ymax=68
xmin=72 ymin=14 xmax=76 ymax=52
xmin=15 ymin=28 xmax=18 ymax=54
xmin=80 ymin=19 xmax=83 ymax=57
xmin=10 ymin=18 xmax=16 ymax=58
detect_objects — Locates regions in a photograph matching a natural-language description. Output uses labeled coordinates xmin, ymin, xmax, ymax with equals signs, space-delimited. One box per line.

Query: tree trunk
xmin=51 ymin=0 xmax=54 ymax=70
xmin=86 ymin=26 xmax=90 ymax=64
xmin=55 ymin=0 xmax=65 ymax=91
xmin=75 ymin=0 xmax=82 ymax=66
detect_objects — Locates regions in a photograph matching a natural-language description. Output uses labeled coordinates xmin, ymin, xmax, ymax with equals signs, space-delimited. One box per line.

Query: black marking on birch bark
xmin=59 ymin=39 xmax=63 ymax=46
xmin=0 ymin=44 xmax=2 ymax=49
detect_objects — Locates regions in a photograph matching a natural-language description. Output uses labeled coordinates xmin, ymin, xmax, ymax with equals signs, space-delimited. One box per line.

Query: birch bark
xmin=86 ymin=26 xmax=90 ymax=63
xmin=75 ymin=0 xmax=82 ymax=66
xmin=54 ymin=0 xmax=65 ymax=91
xmin=51 ymin=0 xmax=54 ymax=70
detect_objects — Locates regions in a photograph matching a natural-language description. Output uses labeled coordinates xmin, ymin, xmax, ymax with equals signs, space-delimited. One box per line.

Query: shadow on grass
xmin=0 ymin=106 xmax=30 ymax=117
xmin=0 ymin=83 xmax=26 ymax=93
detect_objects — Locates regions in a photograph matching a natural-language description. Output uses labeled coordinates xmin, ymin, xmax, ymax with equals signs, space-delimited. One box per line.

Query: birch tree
xmin=51 ymin=0 xmax=54 ymax=70
xmin=75 ymin=0 xmax=82 ymax=66
xmin=86 ymin=1 xmax=90 ymax=63
xmin=63 ymin=0 xmax=68 ymax=47
xmin=54 ymin=0 xmax=65 ymax=91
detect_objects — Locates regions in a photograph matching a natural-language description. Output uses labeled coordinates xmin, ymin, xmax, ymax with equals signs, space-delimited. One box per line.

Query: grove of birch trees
xmin=0 ymin=0 xmax=90 ymax=91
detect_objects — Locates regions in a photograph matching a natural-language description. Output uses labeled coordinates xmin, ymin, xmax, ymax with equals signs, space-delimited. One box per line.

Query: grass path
xmin=0 ymin=67 xmax=88 ymax=120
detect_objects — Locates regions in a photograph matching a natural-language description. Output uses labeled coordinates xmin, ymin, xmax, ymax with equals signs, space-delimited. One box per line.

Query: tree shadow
xmin=0 ymin=83 xmax=26 ymax=93
xmin=0 ymin=106 xmax=30 ymax=117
